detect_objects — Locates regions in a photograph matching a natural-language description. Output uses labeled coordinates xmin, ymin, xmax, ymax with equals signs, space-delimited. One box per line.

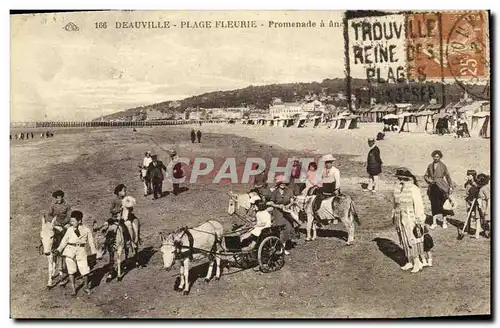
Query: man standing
xmin=196 ymin=130 xmax=202 ymax=143
xmin=311 ymin=154 xmax=341 ymax=218
xmin=190 ymin=129 xmax=196 ymax=143
xmin=147 ymin=154 xmax=167 ymax=199
xmin=168 ymin=149 xmax=184 ymax=196
xmin=366 ymin=138 xmax=383 ymax=193
xmin=141 ymin=151 xmax=153 ymax=196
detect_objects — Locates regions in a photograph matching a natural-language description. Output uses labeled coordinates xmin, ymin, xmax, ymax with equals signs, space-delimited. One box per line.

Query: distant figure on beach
xmin=46 ymin=131 xmax=50 ymax=138
xmin=196 ymin=130 xmax=202 ymax=143
xmin=31 ymin=132 xmax=34 ymax=139
xmin=26 ymin=133 xmax=29 ymax=140
xmin=199 ymin=121 xmax=202 ymax=126
xmin=20 ymin=133 xmax=25 ymax=140
xmin=190 ymin=129 xmax=196 ymax=143
xmin=40 ymin=133 xmax=44 ymax=139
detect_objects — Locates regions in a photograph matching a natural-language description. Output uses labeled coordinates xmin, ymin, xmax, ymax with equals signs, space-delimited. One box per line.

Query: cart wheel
xmin=233 ymin=253 xmax=253 ymax=269
xmin=258 ymin=236 xmax=285 ymax=273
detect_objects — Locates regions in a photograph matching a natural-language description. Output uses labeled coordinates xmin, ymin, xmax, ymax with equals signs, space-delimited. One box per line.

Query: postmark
xmin=443 ymin=11 xmax=490 ymax=99
xmin=344 ymin=10 xmax=446 ymax=107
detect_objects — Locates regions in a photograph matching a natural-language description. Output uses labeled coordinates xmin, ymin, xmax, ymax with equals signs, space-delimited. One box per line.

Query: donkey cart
xmin=222 ymin=224 xmax=286 ymax=273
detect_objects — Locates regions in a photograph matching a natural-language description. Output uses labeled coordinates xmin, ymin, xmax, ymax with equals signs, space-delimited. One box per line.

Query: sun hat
xmin=321 ymin=154 xmax=336 ymax=162
xmin=122 ymin=196 xmax=137 ymax=208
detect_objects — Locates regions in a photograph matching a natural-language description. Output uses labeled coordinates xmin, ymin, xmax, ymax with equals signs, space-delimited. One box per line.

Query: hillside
xmin=96 ymin=78 xmax=488 ymax=121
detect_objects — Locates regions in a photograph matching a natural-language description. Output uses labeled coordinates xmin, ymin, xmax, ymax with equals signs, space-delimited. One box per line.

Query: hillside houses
xmin=269 ymin=99 xmax=326 ymax=119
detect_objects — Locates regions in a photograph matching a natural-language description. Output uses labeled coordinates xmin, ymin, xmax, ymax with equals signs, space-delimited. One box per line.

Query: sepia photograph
xmin=9 ymin=9 xmax=491 ymax=319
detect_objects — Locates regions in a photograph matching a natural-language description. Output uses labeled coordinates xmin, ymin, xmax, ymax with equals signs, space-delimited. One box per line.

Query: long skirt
xmin=273 ymin=209 xmax=297 ymax=243
xmin=394 ymin=212 xmax=424 ymax=260
xmin=428 ymin=184 xmax=447 ymax=216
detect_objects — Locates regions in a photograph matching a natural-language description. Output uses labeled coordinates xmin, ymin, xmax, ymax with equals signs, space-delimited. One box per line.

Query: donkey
xmin=39 ymin=217 xmax=66 ymax=288
xmin=227 ymin=190 xmax=261 ymax=222
xmin=288 ymin=193 xmax=360 ymax=245
xmin=93 ymin=212 xmax=141 ymax=282
xmin=160 ymin=220 xmax=224 ymax=295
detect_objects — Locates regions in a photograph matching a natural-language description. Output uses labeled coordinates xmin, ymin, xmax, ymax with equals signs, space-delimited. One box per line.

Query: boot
xmin=411 ymin=258 xmax=423 ymax=273
xmin=474 ymin=220 xmax=481 ymax=239
xmin=429 ymin=215 xmax=438 ymax=229
xmin=427 ymin=256 xmax=433 ymax=267
xmin=442 ymin=217 xmax=448 ymax=229
xmin=83 ymin=275 xmax=91 ymax=294
xmin=400 ymin=262 xmax=413 ymax=271
xmin=421 ymin=257 xmax=428 ymax=267
xmin=69 ymin=275 xmax=77 ymax=296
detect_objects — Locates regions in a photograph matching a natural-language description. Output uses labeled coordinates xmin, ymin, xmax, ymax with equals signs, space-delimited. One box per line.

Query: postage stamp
xmin=10 ymin=10 xmax=491 ymax=319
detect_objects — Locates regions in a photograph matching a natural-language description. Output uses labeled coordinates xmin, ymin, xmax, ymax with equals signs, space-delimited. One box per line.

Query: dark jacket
xmin=367 ymin=145 xmax=382 ymax=176
xmin=147 ymin=160 xmax=167 ymax=181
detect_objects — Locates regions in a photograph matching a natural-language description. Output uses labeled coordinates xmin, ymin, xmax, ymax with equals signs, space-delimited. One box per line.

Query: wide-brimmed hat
xmin=291 ymin=156 xmax=299 ymax=162
xmin=249 ymin=194 xmax=261 ymax=204
xmin=321 ymin=154 xmax=336 ymax=162
xmin=169 ymin=149 xmax=177 ymax=156
xmin=52 ymin=190 xmax=64 ymax=198
xmin=395 ymin=167 xmax=414 ymax=179
xmin=122 ymin=196 xmax=137 ymax=208
xmin=151 ymin=154 xmax=158 ymax=159
xmin=368 ymin=137 xmax=375 ymax=142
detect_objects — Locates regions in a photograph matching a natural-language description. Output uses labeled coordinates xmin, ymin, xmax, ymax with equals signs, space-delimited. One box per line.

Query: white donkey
xmin=39 ymin=217 xmax=65 ymax=288
xmin=288 ymin=193 xmax=360 ymax=245
xmin=160 ymin=220 xmax=224 ymax=295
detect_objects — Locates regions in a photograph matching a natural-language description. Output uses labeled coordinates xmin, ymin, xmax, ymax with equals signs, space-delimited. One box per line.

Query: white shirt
xmin=250 ymin=210 xmax=272 ymax=237
xmin=57 ymin=225 xmax=97 ymax=255
xmin=322 ymin=166 xmax=341 ymax=188
xmin=143 ymin=156 xmax=152 ymax=168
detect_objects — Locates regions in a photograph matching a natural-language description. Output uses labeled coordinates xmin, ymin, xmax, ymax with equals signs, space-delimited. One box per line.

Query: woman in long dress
xmin=424 ymin=150 xmax=454 ymax=229
xmin=392 ymin=168 xmax=427 ymax=273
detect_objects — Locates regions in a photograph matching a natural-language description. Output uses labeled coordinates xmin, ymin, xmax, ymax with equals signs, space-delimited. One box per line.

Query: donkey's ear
xmin=159 ymin=232 xmax=165 ymax=242
xmin=50 ymin=217 xmax=57 ymax=225
xmin=41 ymin=216 xmax=46 ymax=225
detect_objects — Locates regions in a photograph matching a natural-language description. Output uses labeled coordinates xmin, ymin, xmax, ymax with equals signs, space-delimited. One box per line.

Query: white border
xmin=3 ymin=0 xmax=497 ymax=327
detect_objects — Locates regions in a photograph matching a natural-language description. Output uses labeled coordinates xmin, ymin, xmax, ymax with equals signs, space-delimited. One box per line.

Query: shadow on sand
xmin=372 ymin=237 xmax=407 ymax=267
xmin=89 ymin=246 xmax=156 ymax=287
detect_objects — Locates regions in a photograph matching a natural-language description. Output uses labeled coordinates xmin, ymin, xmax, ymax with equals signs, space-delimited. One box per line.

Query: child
xmin=55 ymin=210 xmax=97 ymax=296
xmin=46 ymin=190 xmax=72 ymax=232
xmin=477 ymin=174 xmax=491 ymax=239
xmin=422 ymin=225 xmax=434 ymax=267
xmin=464 ymin=170 xmax=480 ymax=237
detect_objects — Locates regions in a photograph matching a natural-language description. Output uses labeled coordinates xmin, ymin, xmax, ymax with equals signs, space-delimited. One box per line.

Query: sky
xmin=11 ymin=11 xmax=345 ymax=121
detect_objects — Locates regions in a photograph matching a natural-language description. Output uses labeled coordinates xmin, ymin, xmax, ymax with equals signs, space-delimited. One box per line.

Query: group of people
xmin=245 ymin=153 xmax=342 ymax=254
xmin=42 ymin=134 xmax=491 ymax=295
xmin=391 ymin=149 xmax=490 ymax=274
xmin=140 ymin=149 xmax=184 ymax=199
xmin=190 ymin=129 xmax=202 ymax=143
xmin=44 ymin=184 xmax=141 ymax=296
xmin=11 ymin=131 xmax=55 ymax=141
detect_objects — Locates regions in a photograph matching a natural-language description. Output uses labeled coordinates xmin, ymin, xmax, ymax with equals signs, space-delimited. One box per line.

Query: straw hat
xmin=321 ymin=154 xmax=336 ymax=162
xmin=122 ymin=196 xmax=136 ymax=208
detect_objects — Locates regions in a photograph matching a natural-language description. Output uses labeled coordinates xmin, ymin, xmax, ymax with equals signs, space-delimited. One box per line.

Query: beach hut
xmin=470 ymin=112 xmax=490 ymax=138
xmin=413 ymin=110 xmax=435 ymax=133
xmin=396 ymin=112 xmax=413 ymax=132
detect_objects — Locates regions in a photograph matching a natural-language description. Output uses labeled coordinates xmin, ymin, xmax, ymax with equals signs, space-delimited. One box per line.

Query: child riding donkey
xmin=98 ymin=184 xmax=141 ymax=272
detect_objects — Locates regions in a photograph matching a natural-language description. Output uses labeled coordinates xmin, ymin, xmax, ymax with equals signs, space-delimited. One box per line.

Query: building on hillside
xmin=269 ymin=100 xmax=325 ymax=119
